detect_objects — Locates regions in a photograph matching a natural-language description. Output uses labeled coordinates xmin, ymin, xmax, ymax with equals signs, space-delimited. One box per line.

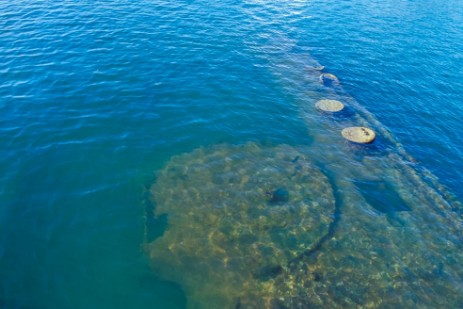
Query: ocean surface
xmin=1 ymin=0 xmax=463 ymax=308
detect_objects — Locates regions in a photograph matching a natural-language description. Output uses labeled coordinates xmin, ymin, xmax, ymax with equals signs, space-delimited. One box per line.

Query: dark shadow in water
xmin=354 ymin=179 xmax=411 ymax=213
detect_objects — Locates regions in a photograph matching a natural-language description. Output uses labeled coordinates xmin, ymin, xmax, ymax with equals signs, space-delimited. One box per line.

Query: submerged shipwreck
xmin=145 ymin=50 xmax=463 ymax=308
xmin=148 ymin=143 xmax=336 ymax=308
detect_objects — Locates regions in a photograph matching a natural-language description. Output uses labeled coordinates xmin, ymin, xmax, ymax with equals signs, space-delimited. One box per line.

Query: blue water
xmin=1 ymin=1 xmax=462 ymax=308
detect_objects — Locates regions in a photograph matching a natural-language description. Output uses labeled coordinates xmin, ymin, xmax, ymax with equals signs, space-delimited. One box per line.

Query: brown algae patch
xmin=146 ymin=143 xmax=335 ymax=308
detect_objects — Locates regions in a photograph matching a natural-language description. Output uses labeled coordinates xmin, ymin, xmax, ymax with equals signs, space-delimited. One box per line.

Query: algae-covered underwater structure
xmin=148 ymin=143 xmax=336 ymax=308
xmin=145 ymin=47 xmax=463 ymax=308
xmin=146 ymin=142 xmax=463 ymax=308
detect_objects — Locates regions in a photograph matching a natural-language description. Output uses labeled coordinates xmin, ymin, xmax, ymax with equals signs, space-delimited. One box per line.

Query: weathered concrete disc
xmin=320 ymin=73 xmax=339 ymax=85
xmin=315 ymin=99 xmax=345 ymax=112
xmin=342 ymin=126 xmax=376 ymax=144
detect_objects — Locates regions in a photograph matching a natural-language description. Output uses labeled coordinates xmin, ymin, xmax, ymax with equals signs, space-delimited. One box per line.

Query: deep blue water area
xmin=1 ymin=0 xmax=462 ymax=308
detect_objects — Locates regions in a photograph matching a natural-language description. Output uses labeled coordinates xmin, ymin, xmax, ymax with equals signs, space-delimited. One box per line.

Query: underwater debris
xmin=342 ymin=126 xmax=376 ymax=144
xmin=147 ymin=143 xmax=335 ymax=308
xmin=315 ymin=99 xmax=345 ymax=113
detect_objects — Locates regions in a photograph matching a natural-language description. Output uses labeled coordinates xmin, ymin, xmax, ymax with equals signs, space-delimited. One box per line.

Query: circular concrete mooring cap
xmin=342 ymin=127 xmax=376 ymax=144
xmin=320 ymin=73 xmax=339 ymax=85
xmin=315 ymin=99 xmax=345 ymax=113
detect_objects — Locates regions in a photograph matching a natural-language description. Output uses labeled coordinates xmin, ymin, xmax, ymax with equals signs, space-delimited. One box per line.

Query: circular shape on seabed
xmin=319 ymin=73 xmax=339 ymax=85
xmin=315 ymin=99 xmax=345 ymax=112
xmin=342 ymin=126 xmax=376 ymax=144
xmin=146 ymin=143 xmax=336 ymax=307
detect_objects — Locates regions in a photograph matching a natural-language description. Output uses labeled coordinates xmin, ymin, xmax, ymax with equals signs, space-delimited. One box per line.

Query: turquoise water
xmin=1 ymin=1 xmax=463 ymax=308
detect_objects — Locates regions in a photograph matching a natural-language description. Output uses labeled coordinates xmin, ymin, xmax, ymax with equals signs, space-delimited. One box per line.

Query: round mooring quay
xmin=341 ymin=126 xmax=376 ymax=144
xmin=315 ymin=99 xmax=345 ymax=113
